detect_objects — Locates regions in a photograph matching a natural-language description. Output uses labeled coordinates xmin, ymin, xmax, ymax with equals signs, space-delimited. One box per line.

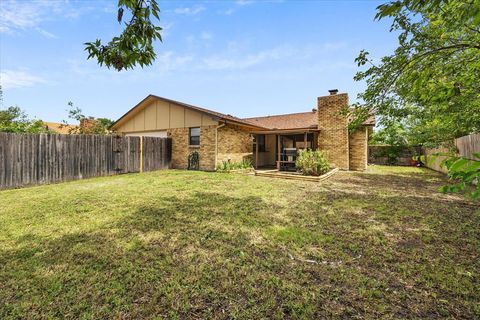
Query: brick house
xmin=111 ymin=90 xmax=374 ymax=171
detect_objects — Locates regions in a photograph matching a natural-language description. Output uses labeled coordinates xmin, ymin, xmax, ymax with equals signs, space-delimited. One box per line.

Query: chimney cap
xmin=328 ymin=89 xmax=339 ymax=95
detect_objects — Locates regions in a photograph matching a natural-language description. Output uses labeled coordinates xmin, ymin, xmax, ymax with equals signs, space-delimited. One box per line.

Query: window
xmin=254 ymin=134 xmax=266 ymax=152
xmin=189 ymin=127 xmax=200 ymax=146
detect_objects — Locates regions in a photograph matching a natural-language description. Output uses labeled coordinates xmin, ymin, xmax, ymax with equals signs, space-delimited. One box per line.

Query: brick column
xmin=317 ymin=91 xmax=350 ymax=170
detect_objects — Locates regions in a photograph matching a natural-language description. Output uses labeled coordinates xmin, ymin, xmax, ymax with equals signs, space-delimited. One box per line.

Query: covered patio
xmin=251 ymin=130 xmax=318 ymax=170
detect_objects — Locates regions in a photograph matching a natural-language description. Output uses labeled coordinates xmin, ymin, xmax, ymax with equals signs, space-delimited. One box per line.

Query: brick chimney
xmin=317 ymin=90 xmax=349 ymax=170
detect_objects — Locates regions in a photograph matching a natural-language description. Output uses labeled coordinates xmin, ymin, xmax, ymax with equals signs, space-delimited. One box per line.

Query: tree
xmin=0 ymin=106 xmax=48 ymax=133
xmin=356 ymin=0 xmax=480 ymax=199
xmin=369 ymin=122 xmax=409 ymax=146
xmin=355 ymin=0 xmax=480 ymax=146
xmin=85 ymin=0 xmax=162 ymax=71
xmin=62 ymin=102 xmax=114 ymax=134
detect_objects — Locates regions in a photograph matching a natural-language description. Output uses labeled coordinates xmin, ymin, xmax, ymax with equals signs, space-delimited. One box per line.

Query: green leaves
xmin=342 ymin=103 xmax=371 ymax=134
xmin=359 ymin=1 xmax=480 ymax=200
xmin=375 ymin=1 xmax=402 ymax=20
xmin=295 ymin=149 xmax=330 ymax=176
xmin=356 ymin=0 xmax=480 ymax=146
xmin=0 ymin=106 xmax=49 ymax=134
xmin=62 ymin=102 xmax=114 ymax=135
xmin=85 ymin=0 xmax=163 ymax=71
xmin=432 ymin=152 xmax=480 ymax=200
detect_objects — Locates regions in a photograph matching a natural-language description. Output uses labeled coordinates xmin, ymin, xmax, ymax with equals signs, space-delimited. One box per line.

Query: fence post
xmin=139 ymin=136 xmax=143 ymax=173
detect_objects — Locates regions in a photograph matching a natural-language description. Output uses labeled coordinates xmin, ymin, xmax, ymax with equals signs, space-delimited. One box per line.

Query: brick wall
xmin=349 ymin=126 xmax=368 ymax=170
xmin=317 ymin=93 xmax=350 ymax=170
xmin=168 ymin=125 xmax=217 ymax=171
xmin=369 ymin=145 xmax=423 ymax=166
xmin=217 ymin=124 xmax=253 ymax=167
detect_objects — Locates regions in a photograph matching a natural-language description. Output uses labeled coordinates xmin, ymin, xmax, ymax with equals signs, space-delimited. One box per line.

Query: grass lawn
xmin=0 ymin=166 xmax=479 ymax=319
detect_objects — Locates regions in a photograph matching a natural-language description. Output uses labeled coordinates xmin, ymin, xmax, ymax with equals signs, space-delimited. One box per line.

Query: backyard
xmin=0 ymin=166 xmax=478 ymax=319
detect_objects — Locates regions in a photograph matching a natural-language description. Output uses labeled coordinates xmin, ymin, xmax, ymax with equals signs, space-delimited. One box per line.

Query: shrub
xmin=372 ymin=145 xmax=404 ymax=165
xmin=295 ymin=150 xmax=330 ymax=176
xmin=217 ymin=159 xmax=253 ymax=171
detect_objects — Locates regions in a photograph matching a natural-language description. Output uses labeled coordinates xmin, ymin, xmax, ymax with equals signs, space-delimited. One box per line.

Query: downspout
xmin=215 ymin=121 xmax=226 ymax=170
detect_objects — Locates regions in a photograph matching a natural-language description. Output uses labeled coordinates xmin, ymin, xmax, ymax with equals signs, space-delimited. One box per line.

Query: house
xmin=111 ymin=90 xmax=375 ymax=171
xmin=44 ymin=117 xmax=109 ymax=135
xmin=43 ymin=122 xmax=78 ymax=134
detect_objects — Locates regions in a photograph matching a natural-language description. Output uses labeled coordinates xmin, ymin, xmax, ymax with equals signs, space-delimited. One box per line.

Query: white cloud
xmin=0 ymin=70 xmax=47 ymax=89
xmin=156 ymin=52 xmax=194 ymax=72
xmin=235 ymin=0 xmax=255 ymax=6
xmin=146 ymin=42 xmax=348 ymax=73
xmin=200 ymin=32 xmax=213 ymax=40
xmin=160 ymin=22 xmax=174 ymax=39
xmin=0 ymin=0 xmax=52 ymax=32
xmin=201 ymin=46 xmax=292 ymax=70
xmin=35 ymin=27 xmax=57 ymax=39
xmin=173 ymin=6 xmax=205 ymax=15
xmin=0 ymin=0 xmax=93 ymax=37
xmin=219 ymin=8 xmax=235 ymax=15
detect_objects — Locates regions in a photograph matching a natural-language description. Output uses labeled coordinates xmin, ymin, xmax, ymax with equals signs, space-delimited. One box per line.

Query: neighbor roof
xmin=44 ymin=122 xmax=77 ymax=134
xmin=111 ymin=94 xmax=266 ymax=130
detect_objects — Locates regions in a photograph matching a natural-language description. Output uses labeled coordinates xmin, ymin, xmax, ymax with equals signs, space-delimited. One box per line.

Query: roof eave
xmin=111 ymin=94 xmax=268 ymax=131
xmin=110 ymin=94 xmax=156 ymax=130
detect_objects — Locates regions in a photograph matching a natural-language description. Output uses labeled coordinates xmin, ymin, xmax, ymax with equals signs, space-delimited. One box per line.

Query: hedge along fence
xmin=424 ymin=133 xmax=480 ymax=174
xmin=368 ymin=145 xmax=423 ymax=166
xmin=0 ymin=133 xmax=172 ymax=190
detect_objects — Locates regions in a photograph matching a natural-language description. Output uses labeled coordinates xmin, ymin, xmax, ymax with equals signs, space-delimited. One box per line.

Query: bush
xmin=217 ymin=159 xmax=253 ymax=171
xmin=372 ymin=145 xmax=404 ymax=165
xmin=295 ymin=150 xmax=330 ymax=176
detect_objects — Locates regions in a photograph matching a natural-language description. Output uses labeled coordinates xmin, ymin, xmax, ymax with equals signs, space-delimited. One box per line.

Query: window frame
xmin=189 ymin=127 xmax=200 ymax=146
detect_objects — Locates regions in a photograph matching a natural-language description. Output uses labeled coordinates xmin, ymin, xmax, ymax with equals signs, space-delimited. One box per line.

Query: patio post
xmin=255 ymin=134 xmax=259 ymax=169
xmin=277 ymin=135 xmax=281 ymax=170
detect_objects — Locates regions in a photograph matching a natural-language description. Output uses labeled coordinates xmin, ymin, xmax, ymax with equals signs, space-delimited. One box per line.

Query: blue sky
xmin=0 ymin=0 xmax=397 ymax=123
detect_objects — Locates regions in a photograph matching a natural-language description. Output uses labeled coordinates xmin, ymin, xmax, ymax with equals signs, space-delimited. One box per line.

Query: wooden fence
xmin=424 ymin=133 xmax=480 ymax=173
xmin=0 ymin=133 xmax=171 ymax=190
xmin=456 ymin=133 xmax=480 ymax=160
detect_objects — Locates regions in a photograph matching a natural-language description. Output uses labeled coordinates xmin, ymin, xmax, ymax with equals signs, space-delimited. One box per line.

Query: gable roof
xmin=111 ymin=95 xmax=266 ymax=130
xmin=112 ymin=95 xmax=375 ymax=132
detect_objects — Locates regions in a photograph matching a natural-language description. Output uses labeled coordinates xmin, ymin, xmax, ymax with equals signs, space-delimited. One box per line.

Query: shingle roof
xmin=243 ymin=111 xmax=318 ymax=130
xmin=44 ymin=122 xmax=77 ymax=134
xmin=244 ymin=110 xmax=375 ymax=130
xmin=112 ymin=95 xmax=375 ymax=131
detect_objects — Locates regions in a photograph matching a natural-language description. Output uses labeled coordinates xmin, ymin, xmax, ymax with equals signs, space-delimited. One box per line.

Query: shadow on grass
xmin=0 ymin=191 xmax=294 ymax=319
xmin=1 ymin=175 xmax=479 ymax=319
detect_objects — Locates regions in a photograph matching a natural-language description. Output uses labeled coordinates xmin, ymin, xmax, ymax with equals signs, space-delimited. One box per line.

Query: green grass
xmin=0 ymin=166 xmax=479 ymax=319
